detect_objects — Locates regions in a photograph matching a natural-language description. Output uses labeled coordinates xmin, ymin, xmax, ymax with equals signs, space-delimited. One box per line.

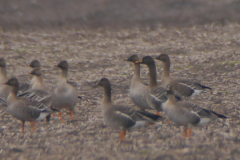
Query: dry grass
xmin=0 ymin=23 xmax=240 ymax=159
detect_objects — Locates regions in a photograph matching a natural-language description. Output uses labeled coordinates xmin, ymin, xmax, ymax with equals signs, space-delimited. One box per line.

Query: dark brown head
xmin=166 ymin=85 xmax=174 ymax=95
xmin=4 ymin=78 xmax=19 ymax=87
xmin=155 ymin=54 xmax=170 ymax=63
xmin=135 ymin=56 xmax=155 ymax=66
xmin=0 ymin=58 xmax=6 ymax=68
xmin=125 ymin=55 xmax=139 ymax=63
xmin=30 ymin=68 xmax=42 ymax=77
xmin=29 ymin=60 xmax=41 ymax=68
xmin=97 ymin=78 xmax=111 ymax=88
xmin=57 ymin=60 xmax=68 ymax=70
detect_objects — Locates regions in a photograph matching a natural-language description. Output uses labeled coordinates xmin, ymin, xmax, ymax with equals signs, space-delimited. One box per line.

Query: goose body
xmin=51 ymin=60 xmax=78 ymax=122
xmin=5 ymin=78 xmax=58 ymax=132
xmin=126 ymin=55 xmax=152 ymax=110
xmin=164 ymin=86 xmax=226 ymax=138
xmin=98 ymin=78 xmax=161 ymax=141
xmin=136 ymin=56 xmax=181 ymax=115
xmin=155 ymin=54 xmax=212 ymax=97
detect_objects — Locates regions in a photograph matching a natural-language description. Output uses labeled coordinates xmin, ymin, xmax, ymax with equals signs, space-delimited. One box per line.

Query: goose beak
xmin=135 ymin=60 xmax=143 ymax=64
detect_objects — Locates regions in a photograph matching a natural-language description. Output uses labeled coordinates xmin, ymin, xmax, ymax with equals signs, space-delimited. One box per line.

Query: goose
xmin=125 ymin=55 xmax=152 ymax=111
xmin=97 ymin=78 xmax=161 ymax=141
xmin=18 ymin=59 xmax=41 ymax=93
xmin=135 ymin=56 xmax=182 ymax=116
xmin=51 ymin=60 xmax=78 ymax=122
xmin=4 ymin=77 xmax=58 ymax=132
xmin=164 ymin=85 xmax=226 ymax=138
xmin=155 ymin=54 xmax=212 ymax=97
xmin=0 ymin=58 xmax=11 ymax=100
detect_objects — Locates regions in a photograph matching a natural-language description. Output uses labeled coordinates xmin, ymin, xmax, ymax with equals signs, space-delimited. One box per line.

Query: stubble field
xmin=1 ymin=0 xmax=240 ymax=160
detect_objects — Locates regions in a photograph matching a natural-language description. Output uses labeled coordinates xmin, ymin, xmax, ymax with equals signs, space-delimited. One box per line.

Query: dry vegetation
xmin=0 ymin=23 xmax=240 ymax=160
xmin=0 ymin=0 xmax=240 ymax=160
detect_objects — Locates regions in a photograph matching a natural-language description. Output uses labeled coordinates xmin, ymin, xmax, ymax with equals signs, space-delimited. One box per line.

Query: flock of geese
xmin=0 ymin=54 xmax=227 ymax=141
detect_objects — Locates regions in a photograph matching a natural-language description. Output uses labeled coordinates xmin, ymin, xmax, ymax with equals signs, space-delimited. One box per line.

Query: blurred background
xmin=0 ymin=0 xmax=239 ymax=30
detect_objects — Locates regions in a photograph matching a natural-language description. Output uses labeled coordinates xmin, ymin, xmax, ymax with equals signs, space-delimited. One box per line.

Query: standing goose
xmin=17 ymin=68 xmax=53 ymax=123
xmin=18 ymin=68 xmax=49 ymax=101
xmin=125 ymin=55 xmax=152 ymax=111
xmin=0 ymin=58 xmax=11 ymax=100
xmin=28 ymin=59 xmax=79 ymax=88
xmin=164 ymin=85 xmax=226 ymax=138
xmin=28 ymin=59 xmax=41 ymax=89
xmin=18 ymin=59 xmax=41 ymax=93
xmin=4 ymin=78 xmax=58 ymax=133
xmin=51 ymin=60 xmax=78 ymax=122
xmin=135 ymin=56 xmax=182 ymax=116
xmin=97 ymin=78 xmax=161 ymax=141
xmin=155 ymin=54 xmax=212 ymax=97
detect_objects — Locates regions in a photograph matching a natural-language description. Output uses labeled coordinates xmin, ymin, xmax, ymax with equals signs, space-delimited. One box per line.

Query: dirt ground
xmin=0 ymin=0 xmax=240 ymax=160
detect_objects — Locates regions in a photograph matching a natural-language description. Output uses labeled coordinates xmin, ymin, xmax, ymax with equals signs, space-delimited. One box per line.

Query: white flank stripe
xmin=36 ymin=112 xmax=49 ymax=121
xmin=191 ymin=90 xmax=203 ymax=97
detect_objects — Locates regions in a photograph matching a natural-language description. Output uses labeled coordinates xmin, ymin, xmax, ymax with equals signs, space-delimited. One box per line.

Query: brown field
xmin=0 ymin=0 xmax=240 ymax=160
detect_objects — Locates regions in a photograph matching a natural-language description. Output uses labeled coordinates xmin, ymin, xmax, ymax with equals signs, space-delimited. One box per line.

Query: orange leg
xmin=21 ymin=121 xmax=25 ymax=133
xmin=188 ymin=128 xmax=192 ymax=138
xmin=184 ymin=128 xmax=187 ymax=138
xmin=70 ymin=110 xmax=74 ymax=121
xmin=166 ymin=119 xmax=170 ymax=125
xmin=155 ymin=112 xmax=160 ymax=116
xmin=30 ymin=122 xmax=35 ymax=132
xmin=120 ymin=130 xmax=126 ymax=141
xmin=59 ymin=112 xmax=64 ymax=122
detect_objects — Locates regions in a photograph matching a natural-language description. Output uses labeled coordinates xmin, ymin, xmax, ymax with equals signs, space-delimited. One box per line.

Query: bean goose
xmin=51 ymin=60 xmax=78 ymax=122
xmin=164 ymin=85 xmax=226 ymax=138
xmin=18 ymin=59 xmax=41 ymax=93
xmin=29 ymin=59 xmax=78 ymax=88
xmin=97 ymin=78 xmax=161 ymax=141
xmin=29 ymin=59 xmax=41 ymax=89
xmin=4 ymin=78 xmax=58 ymax=133
xmin=155 ymin=54 xmax=212 ymax=97
xmin=135 ymin=56 xmax=182 ymax=116
xmin=125 ymin=55 xmax=152 ymax=111
xmin=17 ymin=68 xmax=53 ymax=122
xmin=0 ymin=58 xmax=11 ymax=100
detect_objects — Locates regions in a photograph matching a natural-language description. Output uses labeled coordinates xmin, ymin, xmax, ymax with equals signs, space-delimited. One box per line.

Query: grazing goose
xmin=135 ymin=56 xmax=182 ymax=116
xmin=51 ymin=60 xmax=78 ymax=122
xmin=97 ymin=78 xmax=161 ymax=141
xmin=0 ymin=58 xmax=11 ymax=100
xmin=4 ymin=78 xmax=58 ymax=133
xmin=155 ymin=54 xmax=212 ymax=97
xmin=125 ymin=55 xmax=152 ymax=111
xmin=164 ymin=85 xmax=227 ymax=138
